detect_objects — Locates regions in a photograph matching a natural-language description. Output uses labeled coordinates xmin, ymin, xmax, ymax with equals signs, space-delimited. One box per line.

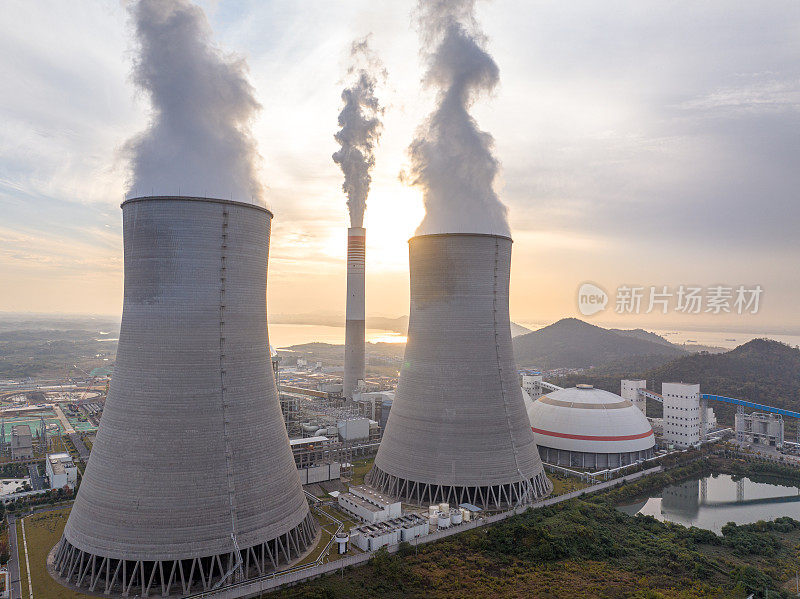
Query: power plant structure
xmin=525 ymin=384 xmax=655 ymax=469
xmin=51 ymin=197 xmax=317 ymax=597
xmin=366 ymin=233 xmax=552 ymax=509
xmin=343 ymin=226 xmax=366 ymax=400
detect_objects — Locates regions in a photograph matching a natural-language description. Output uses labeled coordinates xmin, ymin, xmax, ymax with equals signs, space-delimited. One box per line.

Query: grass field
xmin=548 ymin=473 xmax=592 ymax=496
xmin=16 ymin=508 xmax=95 ymax=599
xmin=295 ymin=505 xmax=365 ymax=567
xmin=349 ymin=457 xmax=374 ymax=485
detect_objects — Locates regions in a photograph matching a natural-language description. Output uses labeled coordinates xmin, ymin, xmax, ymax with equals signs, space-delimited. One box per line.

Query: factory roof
xmin=349 ymin=485 xmax=398 ymax=507
xmin=48 ymin=453 xmax=75 ymax=475
xmin=352 ymin=514 xmax=427 ymax=537
xmin=525 ymin=386 xmax=654 ymax=454
xmin=289 ymin=436 xmax=329 ymax=447
xmin=12 ymin=424 xmax=32 ymax=437
xmin=339 ymin=493 xmax=383 ymax=514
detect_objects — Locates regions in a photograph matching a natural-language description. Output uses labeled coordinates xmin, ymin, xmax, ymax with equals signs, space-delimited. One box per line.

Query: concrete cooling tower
xmin=51 ymin=197 xmax=317 ymax=596
xmin=343 ymin=226 xmax=366 ymax=400
xmin=366 ymin=233 xmax=551 ymax=509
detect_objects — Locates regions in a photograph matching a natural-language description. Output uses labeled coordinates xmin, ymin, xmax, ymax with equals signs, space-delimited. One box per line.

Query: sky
xmin=1 ymin=1 xmax=799 ymax=334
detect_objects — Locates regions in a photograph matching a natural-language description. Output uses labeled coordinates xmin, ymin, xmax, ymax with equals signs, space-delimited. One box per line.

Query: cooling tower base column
xmin=366 ymin=465 xmax=551 ymax=511
xmin=50 ymin=511 xmax=318 ymax=597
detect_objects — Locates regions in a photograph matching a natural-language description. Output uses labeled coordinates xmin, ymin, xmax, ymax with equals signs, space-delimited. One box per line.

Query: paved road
xmin=27 ymin=464 xmax=46 ymax=491
xmin=7 ymin=514 xmax=22 ymax=599
xmin=51 ymin=405 xmax=75 ymax=435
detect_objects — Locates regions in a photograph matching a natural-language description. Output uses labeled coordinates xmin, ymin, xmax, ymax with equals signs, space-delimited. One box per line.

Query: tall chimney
xmin=344 ymin=226 xmax=366 ymax=400
xmin=367 ymin=233 xmax=551 ymax=509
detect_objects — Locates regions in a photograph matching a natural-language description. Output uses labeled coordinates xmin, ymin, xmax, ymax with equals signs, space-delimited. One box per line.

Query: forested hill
xmin=647 ymin=338 xmax=800 ymax=408
xmin=556 ymin=338 xmax=800 ymax=423
xmin=512 ymin=318 xmax=685 ymax=370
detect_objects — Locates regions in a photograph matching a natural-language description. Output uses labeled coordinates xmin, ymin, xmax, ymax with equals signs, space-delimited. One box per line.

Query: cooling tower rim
xmin=409 ymin=232 xmax=512 ymax=243
xmin=122 ymin=195 xmax=272 ymax=217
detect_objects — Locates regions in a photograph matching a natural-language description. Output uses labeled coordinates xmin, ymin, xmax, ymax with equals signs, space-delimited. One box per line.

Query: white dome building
xmin=524 ymin=384 xmax=655 ymax=469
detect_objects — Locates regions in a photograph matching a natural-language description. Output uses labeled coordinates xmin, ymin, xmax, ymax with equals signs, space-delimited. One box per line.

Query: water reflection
xmin=661 ymin=479 xmax=700 ymax=518
xmin=619 ymin=474 xmax=800 ymax=533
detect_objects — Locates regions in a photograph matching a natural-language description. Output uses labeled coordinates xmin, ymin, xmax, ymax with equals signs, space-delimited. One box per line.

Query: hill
xmin=512 ymin=318 xmax=685 ymax=370
xmin=609 ymin=327 xmax=674 ymax=347
xmin=647 ymin=338 xmax=800 ymax=421
xmin=556 ymin=338 xmax=800 ymax=424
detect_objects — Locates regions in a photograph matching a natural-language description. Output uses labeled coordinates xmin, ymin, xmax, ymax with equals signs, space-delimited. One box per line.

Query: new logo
xmin=578 ymin=282 xmax=608 ymax=316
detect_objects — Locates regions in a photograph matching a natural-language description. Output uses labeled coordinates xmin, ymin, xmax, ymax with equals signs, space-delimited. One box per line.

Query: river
xmin=618 ymin=474 xmax=800 ymax=533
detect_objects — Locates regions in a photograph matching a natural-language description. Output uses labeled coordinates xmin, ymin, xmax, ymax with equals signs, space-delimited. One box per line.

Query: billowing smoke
xmin=406 ymin=0 xmax=509 ymax=237
xmin=125 ymin=0 xmax=263 ymax=203
xmin=332 ymin=38 xmax=384 ymax=228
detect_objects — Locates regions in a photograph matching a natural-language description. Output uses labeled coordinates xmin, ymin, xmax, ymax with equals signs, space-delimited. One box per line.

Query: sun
xmin=317 ymin=181 xmax=424 ymax=271
xmin=363 ymin=183 xmax=425 ymax=271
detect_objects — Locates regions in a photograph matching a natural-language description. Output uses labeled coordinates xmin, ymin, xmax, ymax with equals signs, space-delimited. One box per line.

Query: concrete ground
xmin=27 ymin=464 xmax=46 ymax=491
xmin=7 ymin=514 xmax=22 ymax=599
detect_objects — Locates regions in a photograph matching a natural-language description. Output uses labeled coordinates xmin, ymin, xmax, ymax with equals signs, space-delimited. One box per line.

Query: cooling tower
xmin=51 ymin=197 xmax=317 ymax=597
xmin=366 ymin=233 xmax=551 ymax=509
xmin=343 ymin=226 xmax=366 ymax=400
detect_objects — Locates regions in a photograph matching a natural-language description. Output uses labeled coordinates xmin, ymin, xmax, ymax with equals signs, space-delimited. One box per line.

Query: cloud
xmin=124 ymin=0 xmax=264 ymax=202
xmin=0 ymin=0 xmax=798 ymax=328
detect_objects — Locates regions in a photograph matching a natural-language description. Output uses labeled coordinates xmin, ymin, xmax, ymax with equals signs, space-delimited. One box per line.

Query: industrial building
xmin=46 ymin=452 xmax=78 ymax=489
xmin=338 ymin=416 xmax=373 ymax=442
xmin=735 ymin=411 xmax=784 ymax=448
xmin=10 ymin=425 xmax=33 ymax=460
xmin=53 ymin=197 xmax=317 ymax=596
xmin=621 ymin=379 xmax=647 ymax=414
xmin=522 ymin=373 xmax=544 ymax=399
xmin=525 ymin=385 xmax=655 ymax=469
xmin=290 ymin=436 xmax=343 ymax=484
xmin=337 ymin=485 xmax=401 ymax=523
xmin=662 ymin=382 xmax=702 ymax=448
xmin=368 ymin=233 xmax=551 ymax=509
xmin=350 ymin=514 xmax=429 ymax=552
xmin=353 ymin=390 xmax=394 ymax=431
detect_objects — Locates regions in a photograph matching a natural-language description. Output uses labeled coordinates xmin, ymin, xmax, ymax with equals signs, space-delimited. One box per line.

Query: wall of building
xmin=522 ymin=374 xmax=543 ymax=398
xmin=621 ymin=379 xmax=647 ymax=415
xmin=662 ymin=382 xmax=701 ymax=448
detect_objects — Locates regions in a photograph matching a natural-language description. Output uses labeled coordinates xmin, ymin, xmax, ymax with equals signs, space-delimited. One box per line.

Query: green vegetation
xmin=548 ymin=472 xmax=591 ymax=496
xmin=15 ymin=508 xmax=94 ymax=599
xmin=272 ymin=457 xmax=800 ymax=599
xmin=349 ymin=457 xmax=374 ymax=486
xmin=0 ymin=521 xmax=9 ymax=565
xmin=272 ymin=496 xmax=800 ymax=598
xmin=0 ymin=461 xmax=33 ymax=477
xmin=557 ymin=338 xmax=800 ymax=427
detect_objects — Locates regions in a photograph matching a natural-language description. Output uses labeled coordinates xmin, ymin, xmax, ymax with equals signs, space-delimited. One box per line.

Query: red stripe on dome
xmin=532 ymin=427 xmax=654 ymax=441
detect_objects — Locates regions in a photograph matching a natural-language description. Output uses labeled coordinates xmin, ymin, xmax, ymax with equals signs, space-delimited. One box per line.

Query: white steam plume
xmin=405 ymin=0 xmax=509 ymax=237
xmin=332 ymin=38 xmax=384 ymax=228
xmin=125 ymin=0 xmax=263 ymax=203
